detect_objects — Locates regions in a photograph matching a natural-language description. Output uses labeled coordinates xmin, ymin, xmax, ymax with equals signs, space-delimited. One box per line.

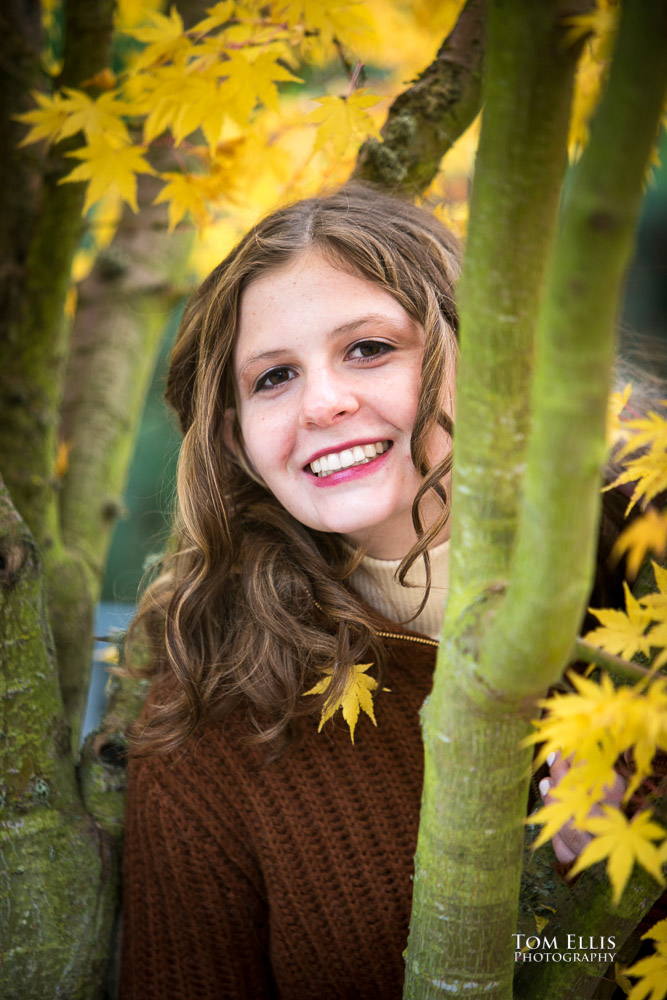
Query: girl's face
xmin=230 ymin=251 xmax=452 ymax=559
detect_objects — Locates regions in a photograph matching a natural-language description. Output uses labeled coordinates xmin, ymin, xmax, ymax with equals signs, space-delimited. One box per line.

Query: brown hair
xmin=127 ymin=184 xmax=460 ymax=756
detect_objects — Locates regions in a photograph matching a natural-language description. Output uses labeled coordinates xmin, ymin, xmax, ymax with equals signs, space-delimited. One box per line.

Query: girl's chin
xmin=326 ymin=512 xmax=415 ymax=556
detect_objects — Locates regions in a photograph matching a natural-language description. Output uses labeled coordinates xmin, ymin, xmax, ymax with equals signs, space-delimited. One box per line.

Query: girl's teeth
xmin=309 ymin=440 xmax=389 ymax=476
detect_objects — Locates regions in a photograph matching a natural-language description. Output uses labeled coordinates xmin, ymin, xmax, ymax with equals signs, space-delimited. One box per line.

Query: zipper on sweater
xmin=376 ymin=630 xmax=439 ymax=648
xmin=308 ymin=588 xmax=440 ymax=649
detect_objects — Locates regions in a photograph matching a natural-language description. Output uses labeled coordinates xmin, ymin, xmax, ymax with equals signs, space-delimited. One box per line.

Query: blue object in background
xmin=82 ymin=602 xmax=135 ymax=744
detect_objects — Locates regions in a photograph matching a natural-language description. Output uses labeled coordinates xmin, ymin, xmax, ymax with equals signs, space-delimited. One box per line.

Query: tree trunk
xmin=403 ymin=1 xmax=667 ymax=997
xmin=0 ymin=479 xmax=118 ymax=999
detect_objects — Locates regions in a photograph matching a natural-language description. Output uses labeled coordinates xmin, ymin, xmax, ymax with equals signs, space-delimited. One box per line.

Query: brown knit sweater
xmin=120 ymin=630 xmax=438 ymax=1000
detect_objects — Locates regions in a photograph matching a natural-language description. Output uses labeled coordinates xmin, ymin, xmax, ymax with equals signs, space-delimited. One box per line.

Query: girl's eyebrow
xmin=237 ymin=313 xmax=413 ymax=379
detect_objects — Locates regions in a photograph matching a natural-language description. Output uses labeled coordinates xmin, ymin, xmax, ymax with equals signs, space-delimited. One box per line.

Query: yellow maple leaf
xmin=15 ymin=90 xmax=70 ymax=147
xmin=154 ymin=172 xmax=211 ymax=231
xmin=281 ymin=0 xmax=374 ymax=62
xmin=59 ymin=137 xmax=156 ymax=214
xmin=569 ymin=807 xmax=666 ymax=906
xmin=616 ymin=406 xmax=667 ymax=461
xmin=303 ymin=662 xmax=382 ymax=743
xmin=584 ymin=583 xmax=655 ymax=660
xmin=625 ymin=918 xmax=667 ymax=1000
xmin=115 ymin=0 xmax=163 ymax=31
xmin=641 ymin=562 xmax=667 ymax=611
xmin=627 ymin=676 xmax=667 ymax=796
xmin=608 ymin=451 xmax=667 ymax=514
xmin=219 ymin=50 xmax=302 ymax=126
xmin=528 ymin=781 xmax=593 ymax=848
xmin=646 ymin=622 xmax=667 ymax=671
xmin=190 ymin=1 xmax=235 ymax=36
xmin=138 ymin=61 xmax=228 ymax=147
xmin=526 ymin=670 xmax=667 ymax=810
xmin=57 ymin=88 xmax=131 ymax=144
xmin=612 ymin=508 xmax=667 ymax=578
xmin=123 ymin=7 xmax=189 ymax=71
xmin=307 ymin=90 xmax=381 ymax=159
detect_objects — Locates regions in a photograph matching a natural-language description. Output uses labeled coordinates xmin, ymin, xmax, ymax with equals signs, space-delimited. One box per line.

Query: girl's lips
xmin=306 ymin=442 xmax=393 ymax=487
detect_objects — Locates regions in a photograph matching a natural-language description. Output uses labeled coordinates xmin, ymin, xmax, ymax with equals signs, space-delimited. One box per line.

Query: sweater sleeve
xmin=119 ymin=754 xmax=275 ymax=1000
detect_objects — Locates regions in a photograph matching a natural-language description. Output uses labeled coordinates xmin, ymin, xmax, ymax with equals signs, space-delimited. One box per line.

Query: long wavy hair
xmin=127 ymin=184 xmax=461 ymax=756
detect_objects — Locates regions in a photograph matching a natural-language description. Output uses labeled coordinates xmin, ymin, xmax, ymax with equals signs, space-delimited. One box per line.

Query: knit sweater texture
xmin=120 ymin=629 xmax=438 ymax=1000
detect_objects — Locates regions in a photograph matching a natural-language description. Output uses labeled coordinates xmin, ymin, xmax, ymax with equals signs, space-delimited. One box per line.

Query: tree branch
xmin=0 ymin=0 xmax=115 ymax=549
xmin=59 ymin=174 xmax=191 ymax=592
xmin=351 ymin=0 xmax=485 ymax=196
xmin=403 ymin=2 xmax=596 ymax=996
xmin=52 ymin=173 xmax=192 ymax=744
xmin=484 ymin=0 xmax=667 ymax=697
xmin=573 ymin=638 xmax=653 ymax=683
xmin=447 ymin=0 xmax=592 ymax=622
xmin=0 ymin=0 xmax=42 ymax=346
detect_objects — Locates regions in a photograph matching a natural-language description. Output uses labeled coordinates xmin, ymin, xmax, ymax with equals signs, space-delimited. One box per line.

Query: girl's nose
xmin=298 ymin=369 xmax=360 ymax=428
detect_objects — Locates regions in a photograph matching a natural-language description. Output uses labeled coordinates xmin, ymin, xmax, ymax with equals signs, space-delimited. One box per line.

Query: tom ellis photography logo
xmin=513 ymin=933 xmax=617 ymax=965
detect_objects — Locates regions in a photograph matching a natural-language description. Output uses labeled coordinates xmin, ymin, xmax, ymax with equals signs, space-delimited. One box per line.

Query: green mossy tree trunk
xmin=403 ymin=2 xmax=667 ymax=998
xmin=0 ymin=3 xmax=194 ymax=997
xmin=0 ymin=479 xmax=118 ymax=998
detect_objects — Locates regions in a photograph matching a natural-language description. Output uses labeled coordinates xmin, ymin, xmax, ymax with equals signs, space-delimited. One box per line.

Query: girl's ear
xmin=223 ymin=407 xmax=237 ymax=457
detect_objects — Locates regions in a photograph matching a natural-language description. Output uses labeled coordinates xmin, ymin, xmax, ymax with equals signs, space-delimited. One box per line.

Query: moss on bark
xmin=0 ymin=479 xmax=117 ymax=999
xmin=352 ymin=0 xmax=485 ymax=196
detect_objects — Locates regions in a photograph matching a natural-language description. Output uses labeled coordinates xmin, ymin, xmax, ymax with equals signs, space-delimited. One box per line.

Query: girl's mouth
xmin=307 ymin=440 xmax=392 ymax=478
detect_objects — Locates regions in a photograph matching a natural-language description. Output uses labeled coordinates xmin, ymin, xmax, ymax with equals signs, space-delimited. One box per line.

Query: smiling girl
xmin=119 ymin=186 xmax=626 ymax=999
xmin=120 ymin=186 xmax=459 ymax=1000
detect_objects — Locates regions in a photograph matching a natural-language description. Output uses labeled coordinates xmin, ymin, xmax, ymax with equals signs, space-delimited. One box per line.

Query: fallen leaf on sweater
xmin=304 ymin=662 xmax=383 ymax=743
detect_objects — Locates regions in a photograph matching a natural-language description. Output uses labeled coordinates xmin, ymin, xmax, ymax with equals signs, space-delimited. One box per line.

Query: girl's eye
xmin=254 ymin=367 xmax=294 ymax=392
xmin=349 ymin=340 xmax=394 ymax=360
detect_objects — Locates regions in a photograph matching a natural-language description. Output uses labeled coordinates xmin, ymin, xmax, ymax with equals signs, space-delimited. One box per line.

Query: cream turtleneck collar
xmin=349 ymin=538 xmax=450 ymax=641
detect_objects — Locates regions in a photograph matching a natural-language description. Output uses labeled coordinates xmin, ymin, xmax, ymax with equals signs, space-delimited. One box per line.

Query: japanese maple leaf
xmin=625 ymin=917 xmax=667 ymax=1000
xmin=612 ymin=508 xmax=667 ymax=578
xmin=616 ymin=406 xmax=667 ymax=460
xmin=219 ymin=50 xmax=302 ymax=125
xmin=303 ymin=662 xmax=382 ymax=743
xmin=59 ymin=137 xmax=155 ymax=213
xmin=153 ymin=172 xmax=210 ymax=231
xmin=57 ymin=88 xmax=132 ymax=144
xmin=15 ymin=91 xmax=70 ymax=147
xmin=641 ymin=562 xmax=667 ymax=612
xmin=570 ymin=807 xmax=666 ymax=905
xmin=608 ymin=450 xmax=667 ymax=513
xmin=307 ymin=90 xmax=381 ymax=158
xmin=585 ymin=582 xmax=654 ymax=660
